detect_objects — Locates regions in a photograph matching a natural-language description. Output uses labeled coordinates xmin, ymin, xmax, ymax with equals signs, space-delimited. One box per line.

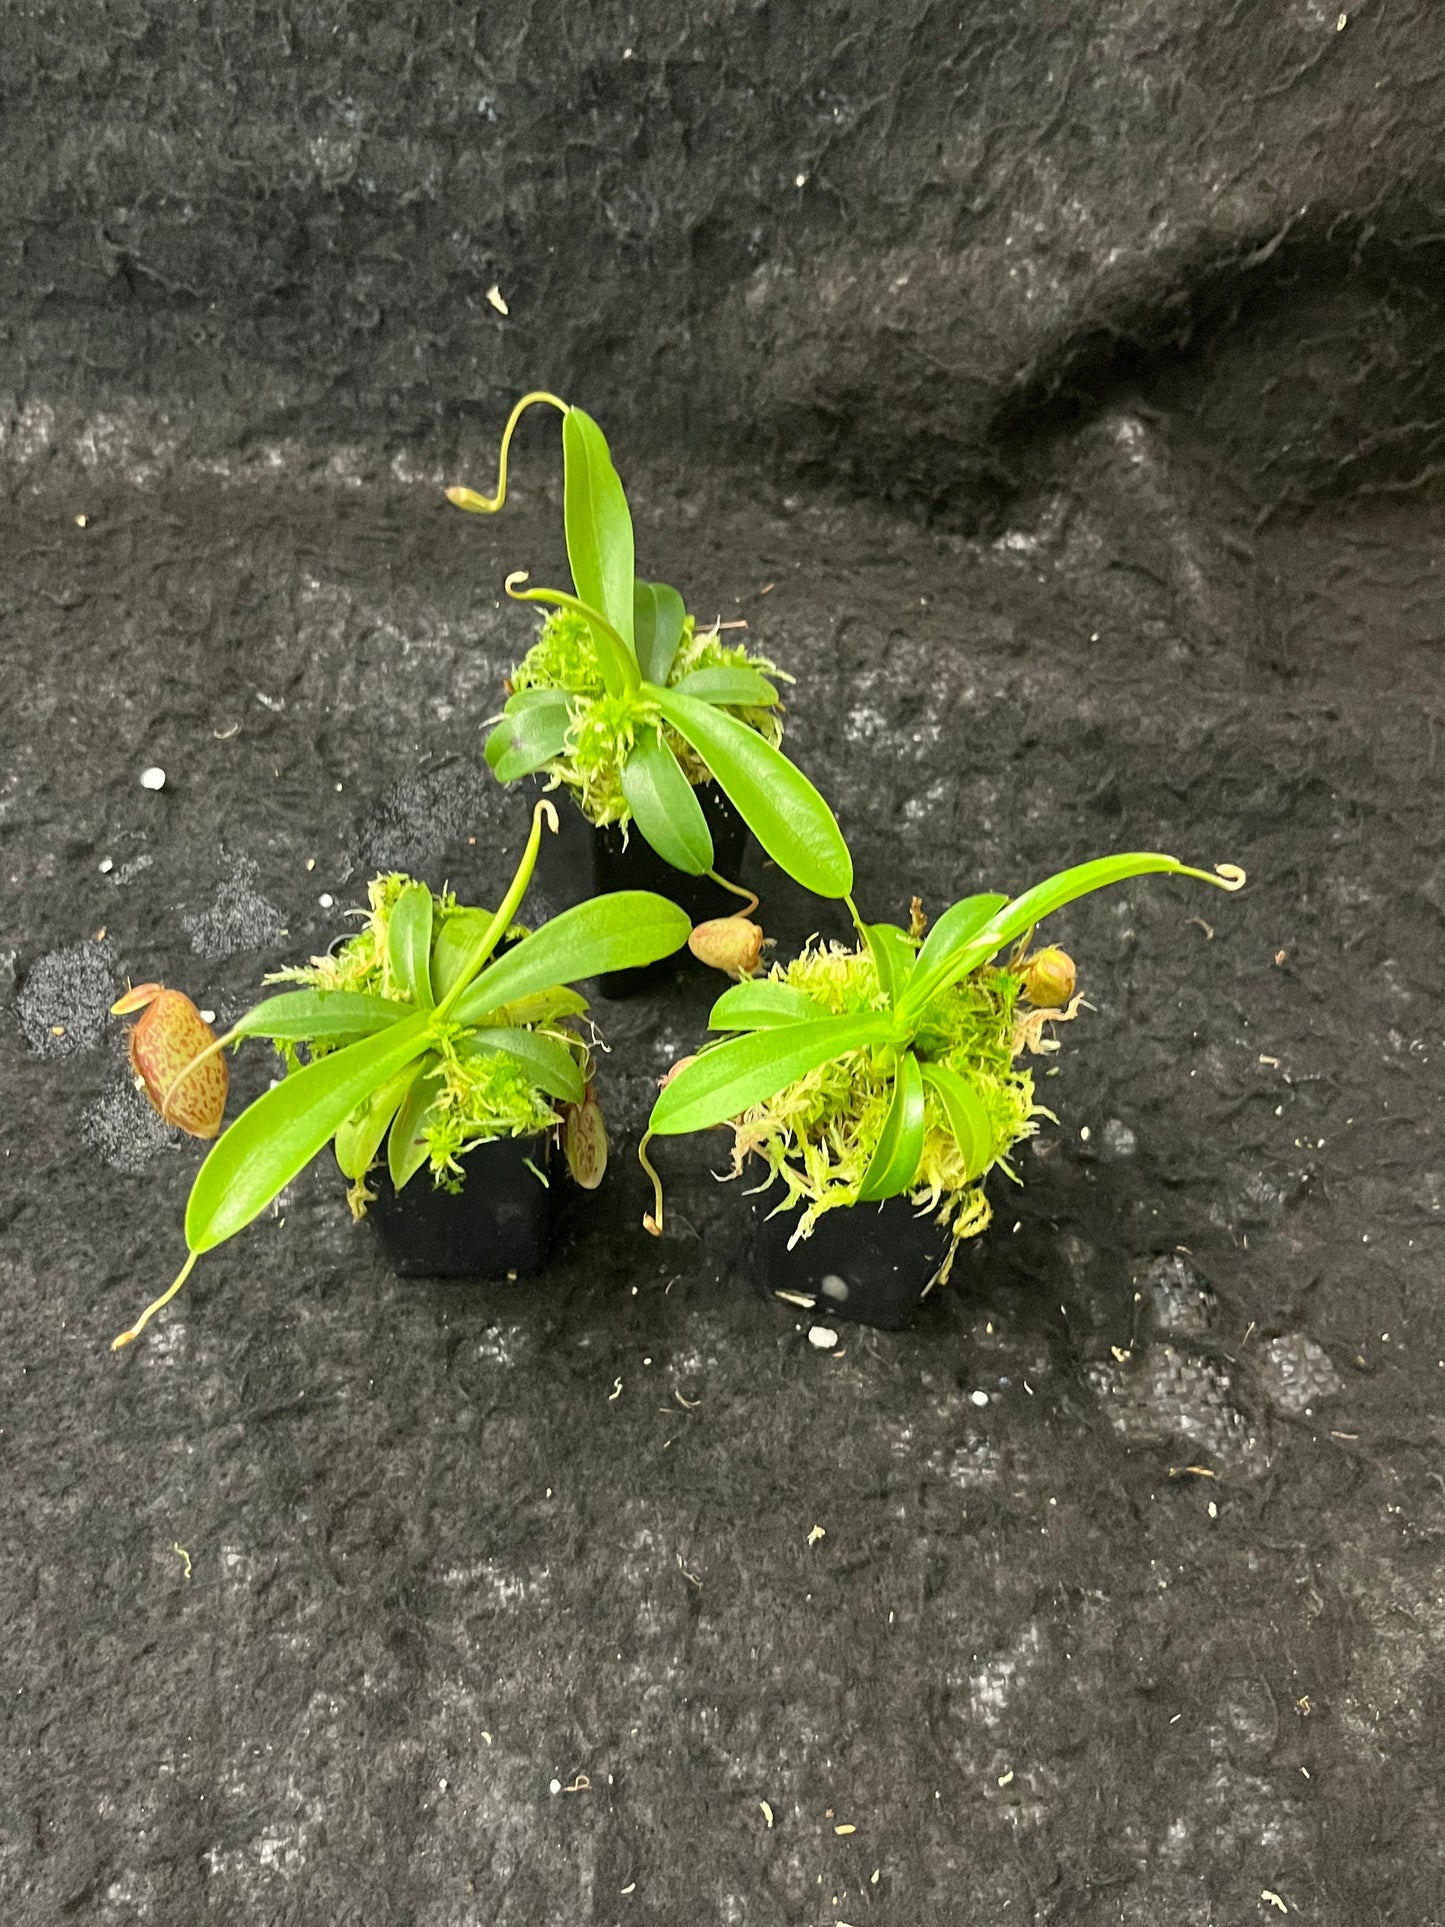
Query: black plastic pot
xmin=530 ymin=778 xmax=749 ymax=998
xmin=751 ymin=1187 xmax=949 ymax=1331
xmin=365 ymin=1132 xmax=554 ymax=1280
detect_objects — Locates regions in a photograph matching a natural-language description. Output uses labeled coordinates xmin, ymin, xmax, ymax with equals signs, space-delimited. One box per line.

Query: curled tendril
xmin=1213 ymin=863 xmax=1247 ymax=890
xmin=705 ymin=872 xmax=759 ymax=917
xmin=638 ymin=1129 xmax=665 ymax=1236
xmin=113 ymin=1251 xmax=199 ymax=1351
xmin=502 ymin=573 xmax=640 ymax=698
xmin=445 ymin=390 xmax=568 ymax=516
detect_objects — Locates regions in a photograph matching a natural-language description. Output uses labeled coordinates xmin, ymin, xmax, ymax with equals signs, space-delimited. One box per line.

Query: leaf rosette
xmin=449 ymin=394 xmax=852 ymax=900
xmin=642 ymin=853 xmax=1246 ymax=1284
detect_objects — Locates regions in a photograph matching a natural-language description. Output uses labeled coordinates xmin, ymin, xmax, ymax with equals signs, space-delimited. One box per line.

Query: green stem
xmin=446 ymin=391 xmax=568 ymax=515
xmin=638 ymin=1129 xmax=665 ymax=1235
xmin=705 ymin=870 xmax=759 ymax=918
xmin=844 ymin=894 xmax=870 ymax=944
xmin=506 ymin=574 xmax=639 ymax=697
xmin=435 ymin=798 xmax=558 ymax=1019
xmin=113 ymin=1249 xmax=200 ymax=1351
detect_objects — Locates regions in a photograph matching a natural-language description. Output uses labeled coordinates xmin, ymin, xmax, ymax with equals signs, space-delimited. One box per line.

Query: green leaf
xmin=669 ymin=666 xmax=779 ymax=708
xmin=230 ymin=991 xmax=411 ymax=1045
xmin=504 ymin=578 xmax=637 ymax=697
xmin=462 ymin=1025 xmax=585 ymax=1105
xmin=562 ymin=408 xmax=635 ymax=652
xmin=620 ymin=731 xmax=713 ymax=876
xmin=431 ymin=908 xmax=500 ymax=1004
xmin=920 ymin=1061 xmax=993 ymax=1180
xmin=907 ymin=855 xmax=1238 ymax=1013
xmin=899 ymin=893 xmax=1010 ymax=1018
xmin=388 ymin=1058 xmax=444 ymax=1192
xmin=504 ymin=686 xmax=577 ymax=711
xmin=634 ymin=580 xmax=686 ymax=685
xmin=648 ymin=1014 xmax=897 ymax=1136
xmin=974 ymin=854 xmax=1229 ymax=960
xmin=453 ymin=892 xmax=691 ymax=1021
xmin=184 ymin=1012 xmax=435 ymax=1253
xmin=485 ymin=696 xmax=573 ymax=780
xmin=707 ymin=981 xmax=825 ymax=1030
xmin=857 ymin=1050 xmax=926 ymax=1200
xmin=334 ymin=1059 xmax=426 ymax=1182
xmin=488 ymin=986 xmax=590 ymax=1027
xmin=654 ymin=688 xmax=852 ymax=899
xmin=863 ymin=922 xmax=917 ymax=1009
xmin=387 ymin=881 xmax=435 ymax=1008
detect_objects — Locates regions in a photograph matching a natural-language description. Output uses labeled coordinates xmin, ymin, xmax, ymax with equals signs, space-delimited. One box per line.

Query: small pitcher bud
xmin=444 ymin=485 xmax=494 ymax=514
xmin=111 ymin=984 xmax=228 ymax=1138
xmin=688 ymin=916 xmax=765 ymax=980
xmin=562 ymin=1083 xmax=608 ymax=1190
xmin=1021 ymin=946 xmax=1076 ymax=1009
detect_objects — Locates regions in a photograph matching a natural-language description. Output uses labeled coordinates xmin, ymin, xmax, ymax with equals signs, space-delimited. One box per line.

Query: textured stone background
xmin=4 ymin=3 xmax=1445 ymax=1924
xmin=5 ymin=0 xmax=1445 ymax=517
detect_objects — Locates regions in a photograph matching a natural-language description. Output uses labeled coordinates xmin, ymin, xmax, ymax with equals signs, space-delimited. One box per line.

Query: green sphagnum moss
xmin=508 ymin=608 xmax=786 ymax=830
xmin=732 ymin=937 xmax=1062 ymax=1283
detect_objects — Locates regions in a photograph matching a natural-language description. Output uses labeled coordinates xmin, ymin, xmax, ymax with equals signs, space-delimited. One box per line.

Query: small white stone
xmin=807 ymin=1325 xmax=839 ymax=1351
xmin=970 ymin=1389 xmax=991 ymax=1408
xmin=319 ymin=893 xmax=334 ymax=908
xmin=98 ymin=858 xmax=113 ymax=874
xmin=139 ymin=766 xmax=166 ymax=791
xmin=820 ymin=1273 xmax=850 ymax=1302
xmin=549 ymin=1778 xmax=562 ymax=1795
xmin=199 ymin=1009 xmax=216 ymax=1024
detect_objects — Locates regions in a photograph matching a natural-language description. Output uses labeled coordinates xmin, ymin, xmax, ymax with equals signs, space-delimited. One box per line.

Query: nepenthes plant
xmin=447 ymin=391 xmax=853 ymax=909
xmin=640 ymin=852 xmax=1246 ymax=1286
xmin=109 ymin=801 xmax=691 ymax=1349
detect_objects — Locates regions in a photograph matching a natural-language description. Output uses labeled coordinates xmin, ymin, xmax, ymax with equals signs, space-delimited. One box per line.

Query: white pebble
xmin=970 ymin=1390 xmax=991 ymax=1408
xmin=199 ymin=1009 xmax=216 ymax=1024
xmin=549 ymin=1778 xmax=562 ymax=1795
xmin=98 ymin=858 xmax=113 ymax=874
xmin=807 ymin=1326 xmax=839 ymax=1351
xmin=319 ymin=893 xmax=334 ymax=908
xmin=139 ymin=766 xmax=166 ymax=791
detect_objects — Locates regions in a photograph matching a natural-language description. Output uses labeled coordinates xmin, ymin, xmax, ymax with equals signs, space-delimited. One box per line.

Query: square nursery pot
xmin=365 ymin=1133 xmax=554 ymax=1281
xmin=751 ymin=1188 xmax=950 ymax=1331
xmin=530 ymin=777 xmax=749 ymax=998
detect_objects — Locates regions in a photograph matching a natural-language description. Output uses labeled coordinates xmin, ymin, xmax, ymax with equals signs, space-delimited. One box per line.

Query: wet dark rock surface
xmin=3 ymin=448 xmax=1442 ymax=1924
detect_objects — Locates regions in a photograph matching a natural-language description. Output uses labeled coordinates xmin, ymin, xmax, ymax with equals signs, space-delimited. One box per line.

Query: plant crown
xmin=269 ymin=871 xmax=586 ymax=1211
xmin=448 ymin=393 xmax=853 ymax=899
xmin=507 ymin=608 xmax=786 ymax=832
xmin=111 ymin=801 xmax=692 ymax=1350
